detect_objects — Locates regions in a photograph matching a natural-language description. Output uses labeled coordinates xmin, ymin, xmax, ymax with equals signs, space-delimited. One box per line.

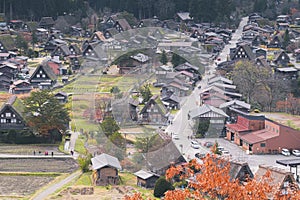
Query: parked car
xmin=281 ymin=148 xmax=291 ymax=156
xmin=204 ymin=141 xmax=213 ymax=148
xmin=217 ymin=146 xmax=225 ymax=152
xmin=172 ymin=134 xmax=179 ymax=140
xmin=221 ymin=150 xmax=231 ymax=158
xmin=191 ymin=140 xmax=201 ymax=149
xmin=292 ymin=149 xmax=300 ymax=156
xmin=195 ymin=152 xmax=206 ymax=159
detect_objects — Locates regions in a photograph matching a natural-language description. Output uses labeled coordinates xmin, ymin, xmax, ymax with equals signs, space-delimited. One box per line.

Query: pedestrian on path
xmin=70 ymin=150 xmax=74 ymax=156
xmin=33 ymin=150 xmax=36 ymax=155
xmin=51 ymin=152 xmax=54 ymax=157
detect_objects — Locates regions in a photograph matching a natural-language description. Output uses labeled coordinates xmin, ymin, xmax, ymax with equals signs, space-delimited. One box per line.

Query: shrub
xmin=154 ymin=176 xmax=174 ymax=197
xmin=78 ymin=153 xmax=92 ymax=172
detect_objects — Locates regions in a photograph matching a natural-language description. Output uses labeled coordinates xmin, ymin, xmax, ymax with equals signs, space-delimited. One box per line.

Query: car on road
xmin=281 ymin=148 xmax=291 ymax=156
xmin=172 ymin=134 xmax=179 ymax=140
xmin=204 ymin=141 xmax=213 ymax=148
xmin=191 ymin=140 xmax=201 ymax=149
xmin=195 ymin=152 xmax=206 ymax=159
xmin=292 ymin=149 xmax=300 ymax=156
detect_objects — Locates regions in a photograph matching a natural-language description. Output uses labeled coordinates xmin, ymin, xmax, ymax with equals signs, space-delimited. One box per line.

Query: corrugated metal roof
xmin=91 ymin=153 xmax=121 ymax=170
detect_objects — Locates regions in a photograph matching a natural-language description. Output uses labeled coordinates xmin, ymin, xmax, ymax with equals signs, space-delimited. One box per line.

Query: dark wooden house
xmin=145 ymin=141 xmax=186 ymax=175
xmin=91 ymin=153 xmax=122 ymax=186
xmin=29 ymin=64 xmax=57 ymax=89
xmin=0 ymin=95 xmax=26 ymax=130
xmin=134 ymin=170 xmax=159 ymax=188
xmin=230 ymin=44 xmax=255 ymax=61
xmin=54 ymin=92 xmax=68 ymax=103
xmin=82 ymin=42 xmax=106 ymax=61
xmin=129 ymin=98 xmax=139 ymax=121
xmin=90 ymin=31 xmax=106 ymax=43
xmin=9 ymin=80 xmax=32 ymax=94
xmin=38 ymin=17 xmax=55 ymax=29
xmin=273 ymin=51 xmax=290 ymax=67
xmin=228 ymin=160 xmax=254 ymax=182
xmin=0 ymin=72 xmax=11 ymax=91
xmin=139 ymin=95 xmax=169 ymax=125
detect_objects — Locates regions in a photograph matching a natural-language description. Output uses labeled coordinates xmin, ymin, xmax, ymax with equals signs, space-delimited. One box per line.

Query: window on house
xmin=1 ymin=114 xmax=3 ymax=117
xmin=12 ymin=114 xmax=15 ymax=117
xmin=37 ymin=74 xmax=40 ymax=78
xmin=260 ymin=143 xmax=266 ymax=147
xmin=11 ymin=119 xmax=16 ymax=123
xmin=5 ymin=113 xmax=11 ymax=117
xmin=42 ymin=74 xmax=46 ymax=78
xmin=0 ymin=119 xmax=6 ymax=123
xmin=40 ymin=70 xmax=43 ymax=74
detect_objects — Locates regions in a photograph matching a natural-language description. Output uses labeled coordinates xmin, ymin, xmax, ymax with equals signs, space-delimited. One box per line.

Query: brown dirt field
xmin=0 ymin=175 xmax=55 ymax=197
xmin=0 ymin=158 xmax=78 ymax=173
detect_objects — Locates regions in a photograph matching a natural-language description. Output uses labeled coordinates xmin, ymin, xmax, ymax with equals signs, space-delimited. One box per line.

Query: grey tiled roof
xmin=219 ymin=99 xmax=251 ymax=110
xmin=188 ymin=104 xmax=228 ymax=119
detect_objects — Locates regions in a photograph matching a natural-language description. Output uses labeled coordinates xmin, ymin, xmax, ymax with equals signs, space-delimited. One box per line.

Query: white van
xmin=281 ymin=148 xmax=290 ymax=156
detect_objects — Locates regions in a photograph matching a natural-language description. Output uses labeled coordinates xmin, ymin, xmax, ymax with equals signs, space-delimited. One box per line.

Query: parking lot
xmin=192 ymin=138 xmax=299 ymax=173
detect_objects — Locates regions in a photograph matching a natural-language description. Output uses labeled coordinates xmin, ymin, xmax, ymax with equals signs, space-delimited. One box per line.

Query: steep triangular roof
xmin=0 ymin=95 xmax=25 ymax=121
xmin=30 ymin=63 xmax=57 ymax=81
xmin=0 ymin=34 xmax=17 ymax=52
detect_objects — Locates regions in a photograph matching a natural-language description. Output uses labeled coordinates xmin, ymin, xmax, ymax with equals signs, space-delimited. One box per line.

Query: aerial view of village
xmin=0 ymin=0 xmax=300 ymax=199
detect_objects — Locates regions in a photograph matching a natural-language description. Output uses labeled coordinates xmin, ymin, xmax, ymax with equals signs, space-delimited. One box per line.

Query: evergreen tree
xmin=154 ymin=176 xmax=174 ymax=197
xmin=283 ymin=29 xmax=290 ymax=49
xmin=160 ymin=50 xmax=168 ymax=65
xmin=99 ymin=116 xmax=120 ymax=137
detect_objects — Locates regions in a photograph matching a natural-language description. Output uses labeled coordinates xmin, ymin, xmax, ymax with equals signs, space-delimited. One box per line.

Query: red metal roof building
xmin=226 ymin=115 xmax=300 ymax=154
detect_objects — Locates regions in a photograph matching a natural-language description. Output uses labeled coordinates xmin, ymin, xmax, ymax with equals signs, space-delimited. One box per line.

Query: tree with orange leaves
xmin=124 ymin=154 xmax=300 ymax=200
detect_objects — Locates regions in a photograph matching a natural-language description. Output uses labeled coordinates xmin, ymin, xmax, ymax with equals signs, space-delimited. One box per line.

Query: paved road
xmin=165 ymin=16 xmax=297 ymax=175
xmin=166 ymin=17 xmax=249 ymax=161
xmin=32 ymin=170 xmax=82 ymax=200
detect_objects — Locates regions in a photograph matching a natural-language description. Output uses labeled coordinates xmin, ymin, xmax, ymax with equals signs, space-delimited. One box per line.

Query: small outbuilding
xmin=91 ymin=153 xmax=121 ymax=186
xmin=134 ymin=170 xmax=159 ymax=188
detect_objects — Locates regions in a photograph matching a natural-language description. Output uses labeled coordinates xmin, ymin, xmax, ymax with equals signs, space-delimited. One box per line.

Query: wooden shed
xmin=134 ymin=170 xmax=159 ymax=188
xmin=91 ymin=153 xmax=121 ymax=186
